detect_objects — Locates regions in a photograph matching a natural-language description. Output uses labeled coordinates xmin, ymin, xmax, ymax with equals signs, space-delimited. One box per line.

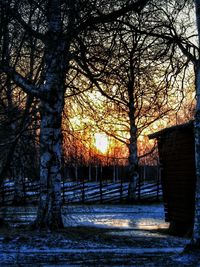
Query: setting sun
xmin=94 ymin=133 xmax=109 ymax=154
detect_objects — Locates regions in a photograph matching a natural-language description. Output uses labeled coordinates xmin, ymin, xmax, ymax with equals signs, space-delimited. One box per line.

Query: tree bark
xmin=127 ymin=80 xmax=139 ymax=202
xmin=128 ymin=102 xmax=139 ymax=202
xmin=34 ymin=97 xmax=64 ymax=229
xmin=33 ymin=42 xmax=67 ymax=229
xmin=33 ymin=0 xmax=68 ymax=230
xmin=191 ymin=0 xmax=200 ymax=247
xmin=191 ymin=62 xmax=200 ymax=246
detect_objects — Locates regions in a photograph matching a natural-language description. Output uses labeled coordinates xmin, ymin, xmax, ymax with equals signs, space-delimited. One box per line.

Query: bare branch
xmin=125 ymin=22 xmax=197 ymax=64
xmin=1 ymin=2 xmax=46 ymax=42
xmin=77 ymin=0 xmax=149 ymax=32
xmin=0 ymin=65 xmax=41 ymax=98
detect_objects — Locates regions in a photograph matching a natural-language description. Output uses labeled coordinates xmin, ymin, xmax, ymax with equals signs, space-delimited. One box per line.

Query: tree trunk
xmin=128 ymin=114 xmax=139 ymax=202
xmin=128 ymin=89 xmax=139 ymax=202
xmin=191 ymin=63 xmax=200 ymax=246
xmin=190 ymin=0 xmax=200 ymax=247
xmin=33 ymin=10 xmax=64 ymax=229
xmin=34 ymin=97 xmax=64 ymax=229
xmin=32 ymin=0 xmax=70 ymax=230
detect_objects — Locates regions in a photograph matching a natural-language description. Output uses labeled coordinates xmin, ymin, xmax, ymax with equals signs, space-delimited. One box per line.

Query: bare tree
xmin=132 ymin=0 xmax=200 ymax=247
xmin=72 ymin=6 xmax=189 ymax=201
xmin=0 ymin=0 xmax=149 ymax=229
xmin=191 ymin=0 xmax=200 ymax=248
xmin=0 ymin=0 xmax=39 ymax=204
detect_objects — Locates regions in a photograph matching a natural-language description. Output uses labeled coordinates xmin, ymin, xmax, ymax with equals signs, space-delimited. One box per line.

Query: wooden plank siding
xmin=149 ymin=121 xmax=196 ymax=235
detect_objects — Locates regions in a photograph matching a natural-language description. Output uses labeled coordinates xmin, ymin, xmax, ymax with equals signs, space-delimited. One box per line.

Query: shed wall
xmin=158 ymin=125 xmax=196 ymax=235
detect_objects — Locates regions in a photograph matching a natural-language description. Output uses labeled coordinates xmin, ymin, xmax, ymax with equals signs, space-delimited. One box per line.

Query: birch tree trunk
xmin=33 ymin=0 xmax=68 ymax=229
xmin=127 ymin=81 xmax=139 ymax=202
xmin=192 ymin=64 xmax=200 ymax=246
xmin=35 ymin=97 xmax=64 ymax=229
xmin=191 ymin=0 xmax=200 ymax=246
xmin=34 ymin=42 xmax=66 ymax=229
xmin=128 ymin=103 xmax=139 ymax=202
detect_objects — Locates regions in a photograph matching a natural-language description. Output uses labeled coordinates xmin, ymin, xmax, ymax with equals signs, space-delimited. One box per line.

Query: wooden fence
xmin=0 ymin=179 xmax=162 ymax=206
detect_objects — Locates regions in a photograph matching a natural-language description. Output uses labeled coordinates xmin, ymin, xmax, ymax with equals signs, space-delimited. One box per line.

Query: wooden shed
xmin=149 ymin=121 xmax=196 ymax=235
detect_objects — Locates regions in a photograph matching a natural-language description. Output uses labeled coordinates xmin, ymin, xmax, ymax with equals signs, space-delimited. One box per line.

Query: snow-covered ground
xmin=0 ymin=204 xmax=199 ymax=266
xmin=62 ymin=204 xmax=167 ymax=229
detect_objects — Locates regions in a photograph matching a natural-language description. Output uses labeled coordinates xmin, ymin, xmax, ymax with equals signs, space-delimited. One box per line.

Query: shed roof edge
xmin=148 ymin=120 xmax=194 ymax=139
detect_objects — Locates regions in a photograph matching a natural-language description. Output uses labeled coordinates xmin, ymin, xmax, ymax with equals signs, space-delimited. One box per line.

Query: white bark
xmin=35 ymin=98 xmax=64 ymax=229
xmin=192 ymin=65 xmax=200 ymax=245
xmin=33 ymin=0 xmax=68 ymax=229
xmin=192 ymin=0 xmax=200 ymax=246
xmin=128 ymin=93 xmax=139 ymax=202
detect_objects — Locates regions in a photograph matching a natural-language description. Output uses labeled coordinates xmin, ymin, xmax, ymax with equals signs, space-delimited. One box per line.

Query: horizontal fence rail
xmin=0 ymin=179 xmax=162 ymax=206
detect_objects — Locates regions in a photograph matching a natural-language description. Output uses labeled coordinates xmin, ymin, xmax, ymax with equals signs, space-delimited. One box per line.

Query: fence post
xmin=23 ymin=178 xmax=26 ymax=204
xmin=88 ymin=165 xmax=91 ymax=181
xmin=62 ymin=178 xmax=65 ymax=204
xmin=82 ymin=177 xmax=85 ymax=204
xmin=116 ymin=165 xmax=118 ymax=181
xmin=75 ymin=165 xmax=78 ymax=184
xmin=156 ymin=164 xmax=160 ymax=201
xmin=120 ymin=174 xmax=123 ymax=203
xmin=138 ymin=168 xmax=141 ymax=201
xmin=113 ymin=165 xmax=115 ymax=182
xmin=143 ymin=165 xmax=146 ymax=184
xmin=2 ymin=181 xmax=5 ymax=206
xmin=100 ymin=166 xmax=103 ymax=204
xmin=95 ymin=165 xmax=98 ymax=182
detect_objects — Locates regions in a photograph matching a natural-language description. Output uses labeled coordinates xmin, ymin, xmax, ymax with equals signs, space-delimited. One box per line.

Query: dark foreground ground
xmin=0 ymin=204 xmax=200 ymax=266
